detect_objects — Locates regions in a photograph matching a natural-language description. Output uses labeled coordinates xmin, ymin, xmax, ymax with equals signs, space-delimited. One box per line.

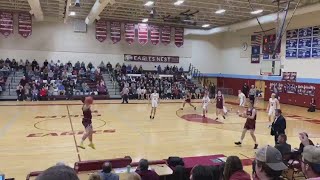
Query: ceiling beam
xmin=64 ymin=0 xmax=71 ymax=23
xmin=27 ymin=0 xmax=44 ymax=21
xmin=85 ymin=0 xmax=116 ymax=25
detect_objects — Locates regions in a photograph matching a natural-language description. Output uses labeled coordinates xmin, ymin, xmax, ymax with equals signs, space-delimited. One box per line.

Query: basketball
xmin=85 ymin=96 xmax=94 ymax=104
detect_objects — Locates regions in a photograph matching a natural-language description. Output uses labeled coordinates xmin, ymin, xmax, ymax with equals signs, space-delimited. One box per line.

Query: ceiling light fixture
xmin=142 ymin=18 xmax=149 ymax=22
xmin=251 ymin=9 xmax=263 ymax=15
xmin=202 ymin=24 xmax=210 ymax=28
xmin=215 ymin=9 xmax=226 ymax=14
xmin=174 ymin=0 xmax=184 ymax=6
xmin=69 ymin=11 xmax=76 ymax=16
xmin=144 ymin=1 xmax=154 ymax=6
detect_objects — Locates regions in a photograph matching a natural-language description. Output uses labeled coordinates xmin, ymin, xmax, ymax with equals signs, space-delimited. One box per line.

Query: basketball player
xmin=202 ymin=92 xmax=210 ymax=118
xmin=237 ymin=90 xmax=246 ymax=114
xmin=149 ymin=89 xmax=159 ymax=119
xmin=78 ymin=96 xmax=95 ymax=149
xmin=181 ymin=92 xmax=196 ymax=110
xmin=214 ymin=90 xmax=226 ymax=120
xmin=267 ymin=93 xmax=280 ymax=122
xmin=234 ymin=101 xmax=258 ymax=149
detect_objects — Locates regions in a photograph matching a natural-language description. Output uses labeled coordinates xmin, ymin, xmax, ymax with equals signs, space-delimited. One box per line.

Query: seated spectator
xmin=138 ymin=65 xmax=143 ymax=74
xmin=135 ymin=159 xmax=159 ymax=180
xmin=58 ymin=83 xmax=65 ymax=95
xmin=24 ymin=83 xmax=31 ymax=100
xmin=106 ymin=62 xmax=112 ymax=71
xmin=301 ymin=145 xmax=320 ymax=179
xmin=127 ymin=64 xmax=132 ymax=73
xmin=31 ymin=86 xmax=39 ymax=101
xmin=179 ymin=66 xmax=184 ymax=73
xmin=79 ymin=68 xmax=86 ymax=77
xmin=89 ymin=173 xmax=101 ymax=180
xmin=19 ymin=59 xmax=24 ymax=69
xmin=127 ymin=173 xmax=141 ymax=180
xmin=223 ymin=156 xmax=250 ymax=180
xmin=99 ymin=161 xmax=119 ymax=180
xmin=308 ymin=98 xmax=316 ymax=112
xmin=16 ymin=84 xmax=24 ymax=101
xmin=296 ymin=132 xmax=314 ymax=155
xmin=35 ymin=165 xmax=79 ymax=180
xmin=172 ymin=165 xmax=188 ymax=180
xmin=132 ymin=65 xmax=138 ymax=73
xmin=190 ymin=165 xmax=214 ymax=180
xmin=75 ymin=61 xmax=81 ymax=70
xmin=88 ymin=62 xmax=93 ymax=69
xmin=82 ymin=83 xmax=90 ymax=93
xmin=275 ymin=134 xmax=291 ymax=156
xmin=81 ymin=61 xmax=85 ymax=69
xmin=40 ymin=87 xmax=48 ymax=100
xmin=97 ymin=84 xmax=107 ymax=95
xmin=253 ymin=145 xmax=287 ymax=180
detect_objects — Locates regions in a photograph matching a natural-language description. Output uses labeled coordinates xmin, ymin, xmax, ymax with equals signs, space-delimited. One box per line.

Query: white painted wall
xmin=0 ymin=21 xmax=222 ymax=73
xmin=220 ymin=10 xmax=320 ymax=79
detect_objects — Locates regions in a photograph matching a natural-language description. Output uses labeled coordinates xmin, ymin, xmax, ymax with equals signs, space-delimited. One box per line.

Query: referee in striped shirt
xmin=249 ymin=85 xmax=256 ymax=104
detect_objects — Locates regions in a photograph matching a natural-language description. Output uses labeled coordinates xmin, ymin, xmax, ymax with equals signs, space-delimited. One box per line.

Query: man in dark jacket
xmin=135 ymin=159 xmax=159 ymax=180
xmin=271 ymin=109 xmax=286 ymax=145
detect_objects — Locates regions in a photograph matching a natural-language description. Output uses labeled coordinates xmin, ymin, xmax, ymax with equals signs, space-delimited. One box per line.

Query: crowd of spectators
xmin=14 ymin=59 xmax=107 ymax=101
xmin=109 ymin=63 xmax=211 ymax=100
xmin=0 ymin=58 xmax=16 ymax=94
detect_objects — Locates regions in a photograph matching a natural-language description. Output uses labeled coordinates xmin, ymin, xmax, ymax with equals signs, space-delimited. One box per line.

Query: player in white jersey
xmin=266 ymin=93 xmax=280 ymax=122
xmin=237 ymin=90 xmax=246 ymax=114
xmin=149 ymin=89 xmax=159 ymax=119
xmin=202 ymin=92 xmax=211 ymax=118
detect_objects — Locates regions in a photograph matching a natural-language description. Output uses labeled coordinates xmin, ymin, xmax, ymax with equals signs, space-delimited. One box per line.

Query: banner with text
xmin=18 ymin=12 xmax=32 ymax=38
xmin=175 ymin=27 xmax=184 ymax=47
xmin=138 ymin=23 xmax=148 ymax=45
xmin=0 ymin=12 xmax=13 ymax=37
xmin=125 ymin=23 xmax=135 ymax=45
xmin=124 ymin=54 xmax=179 ymax=63
xmin=150 ymin=25 xmax=160 ymax=45
xmin=110 ymin=21 xmax=121 ymax=44
xmin=95 ymin=20 xmax=107 ymax=42
xmin=161 ymin=26 xmax=171 ymax=45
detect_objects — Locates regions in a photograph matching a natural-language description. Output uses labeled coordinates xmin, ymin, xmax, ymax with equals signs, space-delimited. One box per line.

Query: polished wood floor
xmin=0 ymin=96 xmax=319 ymax=180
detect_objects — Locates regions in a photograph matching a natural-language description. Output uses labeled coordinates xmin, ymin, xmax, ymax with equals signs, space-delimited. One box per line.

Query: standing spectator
xmin=223 ymin=156 xmax=250 ymax=180
xmin=40 ymin=87 xmax=48 ymax=100
xmin=99 ymin=162 xmax=119 ymax=180
xmin=16 ymin=84 xmax=24 ymax=101
xmin=271 ymin=109 xmax=286 ymax=145
xmin=296 ymin=132 xmax=315 ymax=155
xmin=137 ymin=87 xmax=142 ymax=100
xmin=31 ymin=59 xmax=38 ymax=71
xmin=20 ymin=76 xmax=27 ymax=87
xmin=209 ymin=83 xmax=216 ymax=99
xmin=248 ymin=85 xmax=256 ymax=104
xmin=24 ymin=83 xmax=31 ymax=100
xmin=308 ymin=98 xmax=316 ymax=112
xmin=253 ymin=145 xmax=287 ymax=180
xmin=275 ymin=134 xmax=291 ymax=156
xmin=106 ymin=62 xmax=112 ymax=71
xmin=135 ymin=159 xmax=159 ymax=180
xmin=242 ymin=83 xmax=249 ymax=98
xmin=121 ymin=85 xmax=129 ymax=104
xmin=301 ymin=145 xmax=320 ymax=179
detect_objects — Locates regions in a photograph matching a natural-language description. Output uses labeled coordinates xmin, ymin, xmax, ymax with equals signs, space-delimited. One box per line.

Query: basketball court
xmin=0 ymin=97 xmax=319 ymax=179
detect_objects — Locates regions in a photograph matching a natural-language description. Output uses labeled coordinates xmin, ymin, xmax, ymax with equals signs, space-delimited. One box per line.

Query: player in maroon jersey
xmin=78 ymin=97 xmax=95 ymax=149
xmin=214 ymin=90 xmax=226 ymax=120
xmin=234 ymin=100 xmax=258 ymax=149
xmin=181 ymin=92 xmax=196 ymax=110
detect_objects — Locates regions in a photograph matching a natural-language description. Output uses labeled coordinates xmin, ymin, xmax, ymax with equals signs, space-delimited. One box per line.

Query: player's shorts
xmin=244 ymin=120 xmax=256 ymax=130
xmin=202 ymin=105 xmax=208 ymax=110
xmin=152 ymin=101 xmax=158 ymax=108
xmin=268 ymin=108 xmax=275 ymax=116
xmin=185 ymin=99 xmax=191 ymax=103
xmin=239 ymin=100 xmax=245 ymax=107
xmin=82 ymin=119 xmax=92 ymax=129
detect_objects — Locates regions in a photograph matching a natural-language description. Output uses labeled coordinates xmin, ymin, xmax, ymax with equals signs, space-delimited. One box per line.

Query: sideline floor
xmin=0 ymin=96 xmax=319 ymax=179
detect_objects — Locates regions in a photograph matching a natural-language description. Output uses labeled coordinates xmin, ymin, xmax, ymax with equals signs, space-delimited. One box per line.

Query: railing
xmin=188 ymin=63 xmax=212 ymax=87
xmin=106 ymin=68 xmax=119 ymax=95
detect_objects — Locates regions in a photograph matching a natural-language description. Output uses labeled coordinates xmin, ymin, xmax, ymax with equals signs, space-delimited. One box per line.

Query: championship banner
xmin=124 ymin=54 xmax=179 ymax=63
xmin=110 ymin=22 xmax=121 ymax=44
xmin=161 ymin=26 xmax=171 ymax=45
xmin=175 ymin=27 xmax=184 ymax=47
xmin=18 ymin=12 xmax=32 ymax=38
xmin=138 ymin=23 xmax=148 ymax=45
xmin=0 ymin=12 xmax=13 ymax=37
xmin=95 ymin=20 xmax=107 ymax=42
xmin=150 ymin=25 xmax=160 ymax=45
xmin=282 ymin=72 xmax=297 ymax=82
xmin=125 ymin=23 xmax=135 ymax=45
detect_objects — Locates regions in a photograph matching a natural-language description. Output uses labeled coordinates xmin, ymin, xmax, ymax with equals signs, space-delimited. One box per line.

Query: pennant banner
xmin=150 ymin=25 xmax=160 ymax=45
xmin=124 ymin=54 xmax=179 ymax=63
xmin=138 ymin=23 xmax=148 ymax=45
xmin=175 ymin=27 xmax=184 ymax=47
xmin=18 ymin=13 xmax=32 ymax=38
xmin=110 ymin=21 xmax=121 ymax=44
xmin=161 ymin=26 xmax=171 ymax=45
xmin=96 ymin=20 xmax=107 ymax=42
xmin=125 ymin=23 xmax=135 ymax=45
xmin=0 ymin=12 xmax=13 ymax=37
